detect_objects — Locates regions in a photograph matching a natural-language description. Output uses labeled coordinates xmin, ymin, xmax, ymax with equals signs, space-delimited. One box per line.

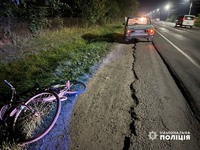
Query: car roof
xmin=127 ymin=16 xmax=150 ymax=19
xmin=178 ymin=15 xmax=195 ymax=17
xmin=184 ymin=15 xmax=195 ymax=17
xmin=127 ymin=16 xmax=151 ymax=20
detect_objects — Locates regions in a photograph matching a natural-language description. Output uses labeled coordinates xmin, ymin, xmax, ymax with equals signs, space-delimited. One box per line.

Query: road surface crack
xmin=123 ymin=42 xmax=139 ymax=150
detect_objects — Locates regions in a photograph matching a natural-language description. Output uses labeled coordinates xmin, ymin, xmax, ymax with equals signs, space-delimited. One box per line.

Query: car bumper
xmin=124 ymin=34 xmax=154 ymax=41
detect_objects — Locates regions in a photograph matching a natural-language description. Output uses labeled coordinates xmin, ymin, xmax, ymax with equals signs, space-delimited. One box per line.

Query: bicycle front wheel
xmin=51 ymin=80 xmax=86 ymax=101
xmin=68 ymin=81 xmax=86 ymax=94
xmin=13 ymin=91 xmax=61 ymax=145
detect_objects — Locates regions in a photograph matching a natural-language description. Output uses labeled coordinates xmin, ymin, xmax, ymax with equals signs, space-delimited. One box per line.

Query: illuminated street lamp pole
xmin=188 ymin=0 xmax=193 ymax=15
xmin=165 ymin=4 xmax=171 ymax=19
xmin=153 ymin=10 xmax=155 ymax=19
xmin=156 ymin=8 xmax=160 ymax=19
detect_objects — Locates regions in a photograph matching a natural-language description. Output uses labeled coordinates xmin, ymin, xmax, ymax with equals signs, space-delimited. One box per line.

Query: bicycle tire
xmin=12 ymin=91 xmax=61 ymax=145
xmin=50 ymin=80 xmax=86 ymax=101
xmin=68 ymin=81 xmax=86 ymax=94
xmin=0 ymin=105 xmax=10 ymax=121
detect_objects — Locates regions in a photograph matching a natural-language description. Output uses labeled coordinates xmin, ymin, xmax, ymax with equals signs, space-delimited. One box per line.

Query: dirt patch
xmin=69 ymin=43 xmax=136 ymax=149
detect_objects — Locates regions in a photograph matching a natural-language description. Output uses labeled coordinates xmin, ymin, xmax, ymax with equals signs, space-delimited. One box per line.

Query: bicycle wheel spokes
xmin=13 ymin=92 xmax=61 ymax=144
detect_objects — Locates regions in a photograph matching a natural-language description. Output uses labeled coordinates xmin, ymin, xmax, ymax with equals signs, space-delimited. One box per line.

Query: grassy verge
xmin=0 ymin=24 xmax=123 ymax=100
xmin=0 ymin=23 xmax=123 ymax=149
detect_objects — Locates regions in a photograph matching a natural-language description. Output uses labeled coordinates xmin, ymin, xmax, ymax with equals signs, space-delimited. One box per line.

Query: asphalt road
xmin=152 ymin=21 xmax=200 ymax=121
xmin=69 ymin=42 xmax=200 ymax=150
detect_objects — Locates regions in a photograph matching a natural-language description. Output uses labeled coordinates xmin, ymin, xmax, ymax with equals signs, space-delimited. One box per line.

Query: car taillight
xmin=182 ymin=18 xmax=185 ymax=21
xmin=127 ymin=29 xmax=134 ymax=33
xmin=147 ymin=28 xmax=154 ymax=35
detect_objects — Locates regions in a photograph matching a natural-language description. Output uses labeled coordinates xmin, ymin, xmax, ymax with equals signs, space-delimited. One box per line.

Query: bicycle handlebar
xmin=4 ymin=80 xmax=14 ymax=89
xmin=4 ymin=80 xmax=16 ymax=102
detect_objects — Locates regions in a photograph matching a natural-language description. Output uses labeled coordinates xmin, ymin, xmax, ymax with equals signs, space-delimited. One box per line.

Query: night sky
xmin=137 ymin=0 xmax=200 ymax=16
xmin=138 ymin=0 xmax=168 ymax=14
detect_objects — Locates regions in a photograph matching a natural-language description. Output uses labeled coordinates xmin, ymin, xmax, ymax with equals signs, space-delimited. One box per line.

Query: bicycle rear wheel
xmin=13 ymin=91 xmax=61 ymax=145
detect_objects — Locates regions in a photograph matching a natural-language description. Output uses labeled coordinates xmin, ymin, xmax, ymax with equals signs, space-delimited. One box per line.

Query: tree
xmin=0 ymin=0 xmax=20 ymax=39
xmin=116 ymin=0 xmax=139 ymax=17
xmin=195 ymin=14 xmax=200 ymax=27
xmin=73 ymin=0 xmax=139 ymax=24
xmin=0 ymin=0 xmax=70 ymax=33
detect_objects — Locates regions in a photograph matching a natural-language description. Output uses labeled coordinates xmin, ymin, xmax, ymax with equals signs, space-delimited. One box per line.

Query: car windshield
xmin=127 ymin=17 xmax=150 ymax=25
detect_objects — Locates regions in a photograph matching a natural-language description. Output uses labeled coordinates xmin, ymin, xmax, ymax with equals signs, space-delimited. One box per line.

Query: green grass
xmin=0 ymin=140 xmax=22 ymax=150
xmin=0 ymin=24 xmax=123 ymax=101
xmin=0 ymin=23 xmax=123 ymax=149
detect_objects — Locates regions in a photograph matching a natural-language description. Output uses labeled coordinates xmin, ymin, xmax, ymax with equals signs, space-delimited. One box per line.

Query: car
xmin=123 ymin=16 xmax=155 ymax=42
xmin=175 ymin=15 xmax=196 ymax=28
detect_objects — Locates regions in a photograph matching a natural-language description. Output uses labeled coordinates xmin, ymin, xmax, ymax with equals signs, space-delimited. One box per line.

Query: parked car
xmin=123 ymin=16 xmax=155 ymax=42
xmin=175 ymin=15 xmax=196 ymax=28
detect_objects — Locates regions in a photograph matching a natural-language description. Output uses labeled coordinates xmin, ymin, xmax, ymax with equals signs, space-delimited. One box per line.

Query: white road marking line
xmin=155 ymin=29 xmax=200 ymax=70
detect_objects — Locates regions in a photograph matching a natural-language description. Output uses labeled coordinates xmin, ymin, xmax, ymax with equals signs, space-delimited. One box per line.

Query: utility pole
xmin=188 ymin=0 xmax=193 ymax=15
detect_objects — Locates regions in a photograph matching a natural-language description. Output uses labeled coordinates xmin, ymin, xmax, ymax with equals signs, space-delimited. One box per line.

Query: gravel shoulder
xmin=69 ymin=44 xmax=134 ymax=149
xmin=69 ymin=42 xmax=200 ymax=150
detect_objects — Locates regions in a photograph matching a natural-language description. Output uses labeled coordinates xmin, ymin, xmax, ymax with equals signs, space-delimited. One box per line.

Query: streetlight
xmin=164 ymin=4 xmax=171 ymax=19
xmin=165 ymin=4 xmax=170 ymax=11
xmin=155 ymin=8 xmax=160 ymax=19
xmin=150 ymin=12 xmax=152 ymax=18
xmin=182 ymin=0 xmax=193 ymax=15
xmin=188 ymin=0 xmax=193 ymax=15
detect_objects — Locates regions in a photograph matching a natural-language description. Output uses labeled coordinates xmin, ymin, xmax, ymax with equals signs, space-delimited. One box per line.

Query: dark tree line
xmin=0 ymin=0 xmax=139 ymax=33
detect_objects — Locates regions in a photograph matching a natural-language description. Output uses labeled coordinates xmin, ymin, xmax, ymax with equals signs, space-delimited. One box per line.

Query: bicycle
xmin=0 ymin=80 xmax=86 ymax=145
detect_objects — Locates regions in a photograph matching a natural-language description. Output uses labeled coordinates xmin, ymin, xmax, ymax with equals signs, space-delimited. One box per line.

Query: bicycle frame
xmin=49 ymin=81 xmax=80 ymax=102
xmin=2 ymin=80 xmax=81 ymax=115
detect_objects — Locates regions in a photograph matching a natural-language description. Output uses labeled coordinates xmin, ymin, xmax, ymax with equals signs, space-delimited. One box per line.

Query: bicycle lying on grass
xmin=0 ymin=80 xmax=86 ymax=145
